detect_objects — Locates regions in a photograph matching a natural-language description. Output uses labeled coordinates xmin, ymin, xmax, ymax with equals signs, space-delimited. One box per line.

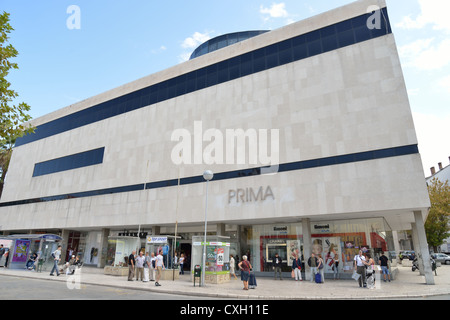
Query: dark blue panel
xmin=322 ymin=35 xmax=338 ymax=52
xmin=266 ymin=53 xmax=279 ymax=69
xmin=353 ymin=26 xmax=372 ymax=43
xmin=240 ymin=52 xmax=253 ymax=77
xmin=307 ymin=40 xmax=323 ymax=56
xmin=337 ymin=29 xmax=355 ymax=47
xmin=32 ymin=147 xmax=105 ymax=177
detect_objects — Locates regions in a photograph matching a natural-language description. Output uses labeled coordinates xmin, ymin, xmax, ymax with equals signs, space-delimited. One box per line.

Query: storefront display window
xmin=106 ymin=236 xmax=139 ymax=267
xmin=145 ymin=235 xmax=179 ymax=269
xmin=241 ymin=217 xmax=393 ymax=274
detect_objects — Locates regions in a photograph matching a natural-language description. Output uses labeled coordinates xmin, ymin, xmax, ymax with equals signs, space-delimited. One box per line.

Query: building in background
xmin=0 ymin=0 xmax=434 ymax=282
xmin=426 ymin=157 xmax=450 ymax=253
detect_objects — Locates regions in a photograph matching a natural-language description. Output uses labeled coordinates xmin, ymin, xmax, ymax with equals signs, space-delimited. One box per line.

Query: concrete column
xmin=411 ymin=223 xmax=424 ymax=275
xmin=152 ymin=226 xmax=161 ymax=235
xmin=97 ymin=228 xmax=110 ymax=268
xmin=60 ymin=229 xmax=70 ymax=262
xmin=392 ymin=231 xmax=401 ymax=256
xmin=216 ymin=223 xmax=226 ymax=236
xmin=302 ymin=218 xmax=312 ymax=281
xmin=414 ymin=211 xmax=435 ymax=285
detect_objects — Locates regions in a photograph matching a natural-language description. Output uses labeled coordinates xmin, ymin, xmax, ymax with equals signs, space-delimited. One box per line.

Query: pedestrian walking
xmin=291 ymin=255 xmax=302 ymax=281
xmin=272 ymin=253 xmax=283 ymax=280
xmin=379 ymin=252 xmax=391 ymax=282
xmin=135 ymin=251 xmax=145 ymax=281
xmin=307 ymin=253 xmax=318 ymax=282
xmin=230 ymin=255 xmax=238 ymax=280
xmin=354 ymin=250 xmax=367 ymax=288
xmin=128 ymin=250 xmax=136 ymax=281
xmin=49 ymin=245 xmax=62 ymax=276
xmin=238 ymin=255 xmax=252 ymax=290
xmin=155 ymin=250 xmax=165 ymax=286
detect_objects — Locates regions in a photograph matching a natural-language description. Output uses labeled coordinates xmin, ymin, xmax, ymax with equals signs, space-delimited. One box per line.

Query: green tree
xmin=425 ymin=177 xmax=450 ymax=252
xmin=0 ymin=11 xmax=34 ymax=197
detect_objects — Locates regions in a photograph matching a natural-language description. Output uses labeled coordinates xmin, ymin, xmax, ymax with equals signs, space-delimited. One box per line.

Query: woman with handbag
xmin=291 ymin=255 xmax=303 ymax=281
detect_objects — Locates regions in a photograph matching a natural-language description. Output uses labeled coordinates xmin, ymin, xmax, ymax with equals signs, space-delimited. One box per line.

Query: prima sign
xmin=228 ymin=186 xmax=274 ymax=204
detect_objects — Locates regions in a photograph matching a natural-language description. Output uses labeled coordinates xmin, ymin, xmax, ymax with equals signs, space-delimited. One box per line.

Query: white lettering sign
xmin=228 ymin=186 xmax=274 ymax=204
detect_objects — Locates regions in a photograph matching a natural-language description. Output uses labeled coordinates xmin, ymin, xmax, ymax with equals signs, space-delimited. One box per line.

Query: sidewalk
xmin=1 ymin=265 xmax=449 ymax=299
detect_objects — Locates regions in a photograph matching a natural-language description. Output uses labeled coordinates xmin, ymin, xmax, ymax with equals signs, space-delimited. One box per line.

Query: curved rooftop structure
xmin=190 ymin=30 xmax=269 ymax=60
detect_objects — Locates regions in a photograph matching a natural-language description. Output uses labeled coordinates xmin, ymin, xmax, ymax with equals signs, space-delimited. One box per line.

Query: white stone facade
xmin=0 ymin=0 xmax=430 ymax=235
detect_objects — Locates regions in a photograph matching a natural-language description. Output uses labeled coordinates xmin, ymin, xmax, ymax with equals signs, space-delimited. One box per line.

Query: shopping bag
xmin=352 ymin=271 xmax=361 ymax=281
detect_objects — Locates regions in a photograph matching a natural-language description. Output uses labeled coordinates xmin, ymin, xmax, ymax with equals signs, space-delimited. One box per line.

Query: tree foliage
xmin=425 ymin=177 xmax=450 ymax=251
xmin=0 ymin=11 xmax=35 ymax=197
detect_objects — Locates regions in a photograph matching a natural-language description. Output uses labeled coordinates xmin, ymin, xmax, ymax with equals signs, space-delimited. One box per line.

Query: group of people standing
xmin=231 ymin=250 xmax=391 ymax=288
xmin=127 ymin=250 xmax=187 ymax=287
xmin=354 ymin=250 xmax=391 ymax=288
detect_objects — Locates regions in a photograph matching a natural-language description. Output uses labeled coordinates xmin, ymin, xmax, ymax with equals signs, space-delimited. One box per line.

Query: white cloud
xmin=438 ymin=75 xmax=450 ymax=93
xmin=181 ymin=31 xmax=211 ymax=49
xmin=151 ymin=45 xmax=167 ymax=54
xmin=398 ymin=38 xmax=450 ymax=70
xmin=178 ymin=31 xmax=213 ymax=63
xmin=412 ymin=111 xmax=450 ymax=177
xmin=178 ymin=52 xmax=192 ymax=63
xmin=396 ymin=0 xmax=450 ymax=33
xmin=260 ymin=3 xmax=288 ymax=19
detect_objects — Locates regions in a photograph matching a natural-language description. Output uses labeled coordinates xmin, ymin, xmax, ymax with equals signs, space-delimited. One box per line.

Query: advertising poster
xmin=287 ymin=240 xmax=301 ymax=265
xmin=216 ymin=248 xmax=224 ymax=266
xmin=311 ymin=237 xmax=342 ymax=273
xmin=12 ymin=240 xmax=30 ymax=263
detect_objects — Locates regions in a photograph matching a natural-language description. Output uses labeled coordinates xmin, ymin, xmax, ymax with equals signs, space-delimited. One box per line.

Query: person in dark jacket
xmin=272 ymin=253 xmax=283 ymax=280
xmin=307 ymin=253 xmax=318 ymax=282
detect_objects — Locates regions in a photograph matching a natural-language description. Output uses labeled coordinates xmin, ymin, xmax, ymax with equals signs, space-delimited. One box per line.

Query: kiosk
xmin=4 ymin=234 xmax=63 ymax=271
xmin=104 ymin=236 xmax=139 ymax=276
xmin=191 ymin=236 xmax=230 ymax=284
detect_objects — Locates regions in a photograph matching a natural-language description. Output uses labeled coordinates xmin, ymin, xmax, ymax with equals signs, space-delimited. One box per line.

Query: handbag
xmin=352 ymin=271 xmax=361 ymax=281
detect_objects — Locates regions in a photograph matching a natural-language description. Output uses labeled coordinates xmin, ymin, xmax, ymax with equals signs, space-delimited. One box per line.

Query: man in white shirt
xmin=135 ymin=251 xmax=145 ymax=281
xmin=50 ymin=245 xmax=62 ymax=276
xmin=155 ymin=250 xmax=165 ymax=287
xmin=354 ymin=250 xmax=367 ymax=288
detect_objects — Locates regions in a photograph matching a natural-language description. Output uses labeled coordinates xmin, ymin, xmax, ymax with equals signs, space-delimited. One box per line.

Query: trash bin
xmin=193 ymin=264 xmax=201 ymax=287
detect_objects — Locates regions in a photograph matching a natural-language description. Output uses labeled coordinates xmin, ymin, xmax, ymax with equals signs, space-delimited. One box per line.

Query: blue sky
xmin=2 ymin=0 xmax=449 ymax=176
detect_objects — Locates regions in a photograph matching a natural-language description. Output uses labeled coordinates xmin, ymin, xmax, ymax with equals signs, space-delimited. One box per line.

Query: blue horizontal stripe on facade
xmin=15 ymin=8 xmax=392 ymax=147
xmin=0 ymin=144 xmax=417 ymax=208
xmin=32 ymin=147 xmax=105 ymax=177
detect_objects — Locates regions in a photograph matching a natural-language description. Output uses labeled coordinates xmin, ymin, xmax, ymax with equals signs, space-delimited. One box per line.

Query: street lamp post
xmin=201 ymin=170 xmax=213 ymax=287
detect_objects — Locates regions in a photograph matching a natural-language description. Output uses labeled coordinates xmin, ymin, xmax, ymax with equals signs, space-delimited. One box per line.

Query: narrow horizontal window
xmin=32 ymin=147 xmax=105 ymax=177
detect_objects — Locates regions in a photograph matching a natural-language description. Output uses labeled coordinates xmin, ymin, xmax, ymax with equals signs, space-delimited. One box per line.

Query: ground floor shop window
xmin=241 ymin=217 xmax=393 ymax=274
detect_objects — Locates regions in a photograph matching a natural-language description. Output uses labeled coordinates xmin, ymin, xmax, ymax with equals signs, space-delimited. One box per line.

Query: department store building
xmin=0 ymin=0 xmax=434 ymax=282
